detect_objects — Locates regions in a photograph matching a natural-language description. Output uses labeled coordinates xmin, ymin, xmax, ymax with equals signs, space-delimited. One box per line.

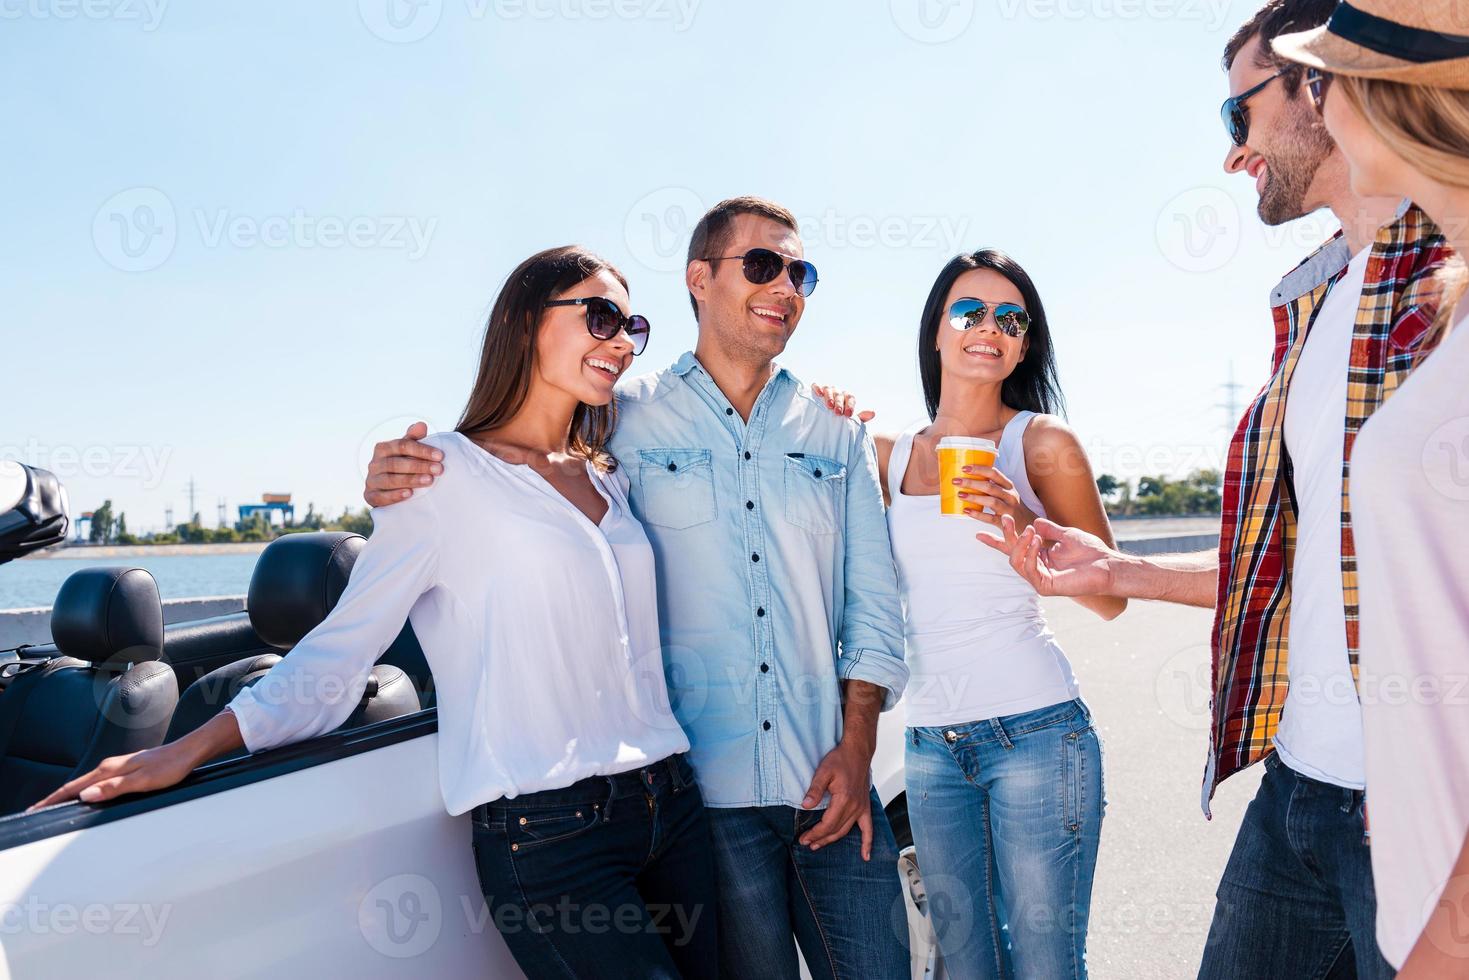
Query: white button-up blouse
xmin=225 ymin=431 xmax=690 ymax=816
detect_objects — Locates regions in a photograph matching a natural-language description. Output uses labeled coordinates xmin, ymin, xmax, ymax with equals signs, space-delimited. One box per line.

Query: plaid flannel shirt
xmin=1204 ymin=201 xmax=1449 ymax=816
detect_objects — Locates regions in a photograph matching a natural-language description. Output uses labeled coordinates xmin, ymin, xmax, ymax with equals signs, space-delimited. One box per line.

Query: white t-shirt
xmin=1352 ymin=303 xmax=1469 ymax=969
xmin=1274 ymin=245 xmax=1371 ymax=789
xmin=227 ymin=431 xmax=690 ymax=816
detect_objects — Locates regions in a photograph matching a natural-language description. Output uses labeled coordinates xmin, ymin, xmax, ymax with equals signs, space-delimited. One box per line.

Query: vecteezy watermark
xmin=358 ymin=873 xmax=443 ymax=958
xmin=993 ymin=0 xmax=1233 ymax=30
xmin=194 ymin=209 xmax=436 ymax=259
xmin=1156 ymin=186 xmax=1242 ymax=274
xmin=625 ymin=187 xmax=705 ymax=274
xmin=1155 ymin=642 xmax=1213 ymax=731
xmin=463 ymin=894 xmax=707 ymax=945
xmin=889 ymin=0 xmax=975 ymax=43
xmin=357 ymin=0 xmax=699 ymax=43
xmin=1423 ymin=416 xmax=1469 ymax=502
xmin=92 ymin=187 xmax=177 ymax=273
xmin=1420 ymin=873 xmax=1469 ymax=960
xmin=623 ymin=187 xmax=972 ymax=274
xmin=92 ymin=187 xmax=438 ymax=271
xmin=0 ymin=897 xmax=172 ymax=946
xmin=0 ymin=0 xmax=168 ymax=30
xmin=357 ymin=0 xmax=444 ymax=43
xmin=1 ymin=440 xmax=173 ymax=490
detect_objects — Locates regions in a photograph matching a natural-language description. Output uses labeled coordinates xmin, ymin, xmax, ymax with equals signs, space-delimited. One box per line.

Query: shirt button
xmin=725 ymin=407 xmax=734 ymax=416
xmin=746 ymin=500 xmax=754 ymax=510
xmin=667 ymin=462 xmax=677 ymax=472
xmin=756 ymin=607 xmax=765 ymax=617
xmin=743 ymin=451 xmax=751 ymax=460
xmin=813 ymin=469 xmax=822 ymax=477
xmin=751 ymin=553 xmax=760 ymax=563
xmin=762 ymin=721 xmax=772 ymax=731
xmin=760 ymin=662 xmax=769 ymax=673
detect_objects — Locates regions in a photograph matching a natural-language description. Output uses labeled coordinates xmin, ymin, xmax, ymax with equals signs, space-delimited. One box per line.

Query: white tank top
xmin=886 ymin=411 xmax=1080 ymax=727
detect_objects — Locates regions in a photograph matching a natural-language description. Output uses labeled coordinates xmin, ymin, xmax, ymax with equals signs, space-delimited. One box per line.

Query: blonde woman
xmin=1274 ymin=6 xmax=1469 ymax=976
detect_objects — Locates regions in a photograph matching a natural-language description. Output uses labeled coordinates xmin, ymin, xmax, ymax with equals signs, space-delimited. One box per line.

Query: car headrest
xmin=247 ymin=532 xmax=365 ymax=649
xmin=50 ymin=566 xmax=165 ymax=665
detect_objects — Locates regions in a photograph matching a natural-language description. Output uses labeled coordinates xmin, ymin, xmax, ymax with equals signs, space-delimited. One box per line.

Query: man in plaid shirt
xmin=981 ymin=1 xmax=1450 ymax=976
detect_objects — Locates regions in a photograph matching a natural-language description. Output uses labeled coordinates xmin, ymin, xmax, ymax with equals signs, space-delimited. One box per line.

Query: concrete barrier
xmin=1117 ymin=533 xmax=1219 ymax=556
xmin=0 ymin=595 xmax=247 ymax=651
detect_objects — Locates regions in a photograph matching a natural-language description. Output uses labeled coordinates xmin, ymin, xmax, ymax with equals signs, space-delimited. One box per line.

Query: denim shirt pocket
xmin=782 ymin=452 xmax=846 ymax=534
xmin=637 ymin=448 xmax=717 ymax=530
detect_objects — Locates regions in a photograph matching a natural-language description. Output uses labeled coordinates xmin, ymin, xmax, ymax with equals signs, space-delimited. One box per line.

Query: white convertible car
xmin=0 ymin=461 xmax=942 ymax=979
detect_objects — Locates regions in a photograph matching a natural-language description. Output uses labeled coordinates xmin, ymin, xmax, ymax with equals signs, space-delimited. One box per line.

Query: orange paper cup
xmin=938 ymin=437 xmax=997 ymax=516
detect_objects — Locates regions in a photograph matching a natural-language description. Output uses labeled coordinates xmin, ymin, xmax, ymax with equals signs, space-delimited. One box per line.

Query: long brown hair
xmin=456 ymin=245 xmax=627 ymax=471
xmin=1337 ymin=75 xmax=1469 ymax=338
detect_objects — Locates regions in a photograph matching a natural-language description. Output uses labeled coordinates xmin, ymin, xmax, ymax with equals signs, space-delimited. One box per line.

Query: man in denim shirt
xmin=366 ymin=197 xmax=910 ymax=977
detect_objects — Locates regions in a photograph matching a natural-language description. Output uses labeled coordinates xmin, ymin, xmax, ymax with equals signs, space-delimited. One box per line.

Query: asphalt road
xmin=1041 ymin=596 xmax=1263 ymax=980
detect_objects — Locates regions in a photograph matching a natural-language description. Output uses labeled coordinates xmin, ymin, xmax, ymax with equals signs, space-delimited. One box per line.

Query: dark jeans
xmin=470 ymin=754 xmax=719 ymax=979
xmin=706 ymin=788 xmax=909 ymax=979
xmin=1198 ymin=751 xmax=1394 ymax=980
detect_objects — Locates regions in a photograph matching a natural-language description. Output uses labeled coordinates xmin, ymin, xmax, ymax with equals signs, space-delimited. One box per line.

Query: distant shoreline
xmin=22 ymin=542 xmax=270 ymax=560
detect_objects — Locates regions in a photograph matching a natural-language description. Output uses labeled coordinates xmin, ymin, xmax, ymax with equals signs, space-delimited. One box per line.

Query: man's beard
xmin=1257 ymin=108 xmax=1335 ymax=226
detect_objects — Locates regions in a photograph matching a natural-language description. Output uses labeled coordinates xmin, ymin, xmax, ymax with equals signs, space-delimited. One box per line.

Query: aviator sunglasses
xmin=948 ymin=297 xmax=1031 ymax=338
xmin=1220 ymin=67 xmax=1287 ymax=147
xmin=543 ymin=296 xmax=651 ymax=356
xmin=701 ymin=247 xmax=819 ymax=297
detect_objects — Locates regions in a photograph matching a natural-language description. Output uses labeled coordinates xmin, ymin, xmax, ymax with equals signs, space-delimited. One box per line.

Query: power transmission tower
xmin=1216 ymin=361 xmax=1246 ymax=431
xmin=217 ymin=498 xmax=228 ymax=528
xmin=184 ymin=476 xmax=198 ymax=522
xmin=164 ymin=505 xmax=174 ymax=529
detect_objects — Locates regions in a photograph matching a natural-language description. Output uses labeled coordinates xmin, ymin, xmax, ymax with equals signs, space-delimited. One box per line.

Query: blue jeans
xmin=469 ymin=754 xmax=719 ymax=979
xmin=906 ymin=697 xmax=1105 ymax=979
xmin=705 ymin=788 xmax=909 ymax=978
xmin=1197 ymin=751 xmax=1394 ymax=979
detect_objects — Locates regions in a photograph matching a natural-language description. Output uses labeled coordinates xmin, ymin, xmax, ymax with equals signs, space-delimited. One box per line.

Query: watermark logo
xmin=889 ymin=0 xmax=974 ymax=43
xmin=625 ymin=186 xmax=704 ymax=274
xmin=1423 ymin=416 xmax=1469 ymax=502
xmin=93 ymin=187 xmax=177 ymax=273
xmin=358 ymin=0 xmax=443 ymax=43
xmin=1421 ymin=873 xmax=1469 ymax=960
xmin=358 ymin=873 xmax=443 ymax=958
xmin=1155 ymin=642 xmax=1213 ymax=730
xmin=1156 ymin=186 xmax=1241 ymax=274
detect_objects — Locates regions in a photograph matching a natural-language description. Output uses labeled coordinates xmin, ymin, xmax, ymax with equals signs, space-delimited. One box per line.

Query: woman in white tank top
xmin=818 ymin=249 xmax=1124 ymax=979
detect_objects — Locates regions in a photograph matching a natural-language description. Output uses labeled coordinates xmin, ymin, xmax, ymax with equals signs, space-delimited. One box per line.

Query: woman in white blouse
xmin=31 ymin=245 xmax=719 ymax=979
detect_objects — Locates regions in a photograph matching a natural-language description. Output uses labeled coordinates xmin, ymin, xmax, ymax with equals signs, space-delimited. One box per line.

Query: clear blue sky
xmin=5 ymin=0 xmax=1340 ymax=533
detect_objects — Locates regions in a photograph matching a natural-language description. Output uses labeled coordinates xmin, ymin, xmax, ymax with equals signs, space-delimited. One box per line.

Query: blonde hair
xmin=1338 ymin=75 xmax=1469 ymax=334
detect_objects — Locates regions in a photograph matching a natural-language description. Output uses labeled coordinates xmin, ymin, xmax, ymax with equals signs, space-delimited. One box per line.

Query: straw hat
xmin=1272 ymin=0 xmax=1469 ymax=89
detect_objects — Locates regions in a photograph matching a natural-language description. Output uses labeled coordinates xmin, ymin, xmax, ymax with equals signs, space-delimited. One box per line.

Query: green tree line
xmin=1095 ymin=469 xmax=1222 ymax=517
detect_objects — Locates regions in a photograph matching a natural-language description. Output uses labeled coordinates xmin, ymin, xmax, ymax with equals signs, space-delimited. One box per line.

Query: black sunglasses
xmin=543 ymin=296 xmax=650 ymax=356
xmin=702 ymin=247 xmax=818 ymax=297
xmin=948 ymin=298 xmax=1030 ymax=338
xmin=1221 ymin=68 xmax=1287 ymax=147
xmin=1305 ymin=66 xmax=1333 ymax=114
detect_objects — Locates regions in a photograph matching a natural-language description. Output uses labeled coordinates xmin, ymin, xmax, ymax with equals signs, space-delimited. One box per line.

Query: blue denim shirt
xmin=609 ymin=350 xmax=907 ymax=808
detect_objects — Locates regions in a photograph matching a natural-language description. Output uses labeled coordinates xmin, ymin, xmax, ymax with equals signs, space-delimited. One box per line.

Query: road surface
xmin=1043 ymin=596 xmax=1262 ymax=980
